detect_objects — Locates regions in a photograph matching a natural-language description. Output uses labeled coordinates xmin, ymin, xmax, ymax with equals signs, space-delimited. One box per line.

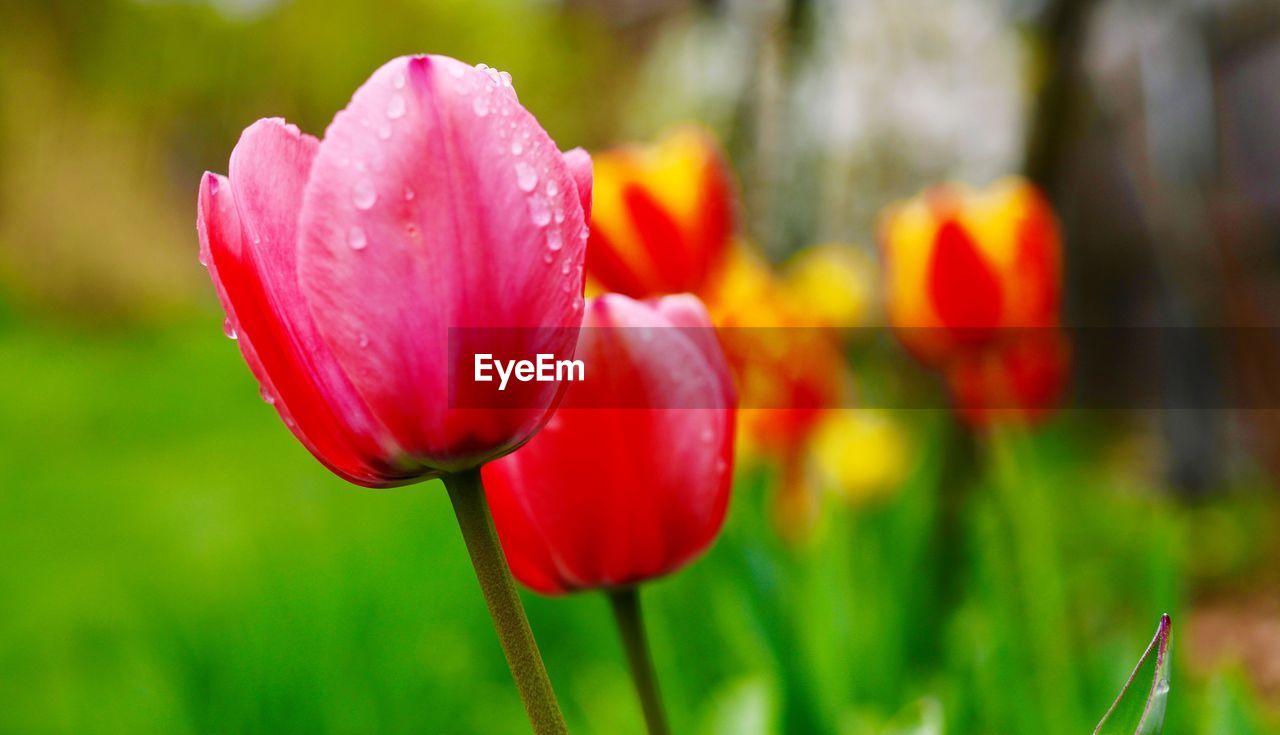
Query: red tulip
xmin=483 ymin=294 xmax=737 ymax=594
xmin=198 ymin=55 xmax=593 ymax=485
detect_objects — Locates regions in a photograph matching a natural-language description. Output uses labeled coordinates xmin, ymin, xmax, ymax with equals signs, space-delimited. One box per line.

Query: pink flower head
xmin=197 ymin=55 xmax=593 ymax=485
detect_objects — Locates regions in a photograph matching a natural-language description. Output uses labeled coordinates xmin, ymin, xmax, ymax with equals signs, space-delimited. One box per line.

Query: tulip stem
xmin=607 ymin=587 xmax=671 ymax=735
xmin=443 ymin=468 xmax=567 ymax=735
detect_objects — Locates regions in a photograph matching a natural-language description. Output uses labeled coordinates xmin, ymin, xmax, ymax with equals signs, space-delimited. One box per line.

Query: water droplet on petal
xmin=447 ymin=63 xmax=465 ymax=79
xmin=499 ymin=71 xmax=512 ymax=87
xmin=403 ymin=186 xmax=415 ymax=201
xmin=553 ymin=208 xmax=564 ymax=224
xmin=358 ymin=333 xmax=370 ymax=348
xmin=386 ymin=94 xmax=406 ymax=119
xmin=701 ymin=426 xmax=715 ymax=443
xmin=560 ymin=259 xmax=571 ymax=275
xmin=392 ymin=71 xmax=406 ymax=89
xmin=529 ymin=197 xmax=551 ymax=227
xmin=545 ymin=179 xmax=559 ymax=197
xmin=377 ymin=123 xmax=391 ymax=140
xmin=472 ymin=96 xmax=489 ymax=117
xmin=515 ymin=161 xmax=538 ymax=192
xmin=347 ymin=226 xmax=367 ymax=250
xmin=543 ymin=251 xmax=554 ymax=264
xmin=198 ymin=250 xmax=208 ymax=267
xmin=353 ymin=179 xmax=377 ymax=210
xmin=546 ymin=227 xmax=564 ymax=252
xmin=571 ymin=296 xmax=582 ymax=312
xmin=223 ymin=318 xmax=237 ymax=340
xmin=511 ymin=140 xmax=523 ymax=155
xmin=260 ymin=385 xmax=275 ymax=405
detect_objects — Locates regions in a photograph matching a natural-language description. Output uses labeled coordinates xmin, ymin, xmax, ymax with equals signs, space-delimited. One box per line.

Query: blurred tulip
xmin=705 ymin=246 xmax=853 ymax=543
xmin=198 ymin=55 xmax=592 ymax=484
xmin=779 ymin=244 xmax=877 ymax=330
xmin=483 ymin=293 xmax=737 ymax=594
xmin=707 ymin=247 xmax=847 ymax=457
xmin=879 ymin=177 xmax=1068 ymax=424
xmin=880 ymin=177 xmax=1061 ymax=365
xmin=809 ymin=409 xmax=910 ymax=507
xmin=585 ymin=126 xmax=735 ymax=298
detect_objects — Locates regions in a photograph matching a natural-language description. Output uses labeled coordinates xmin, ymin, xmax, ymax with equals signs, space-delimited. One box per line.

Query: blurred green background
xmin=3 ymin=0 xmax=1280 ymax=732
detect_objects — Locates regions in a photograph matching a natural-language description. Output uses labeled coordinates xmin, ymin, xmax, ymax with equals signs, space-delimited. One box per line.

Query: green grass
xmin=0 ymin=316 xmax=1276 ymax=733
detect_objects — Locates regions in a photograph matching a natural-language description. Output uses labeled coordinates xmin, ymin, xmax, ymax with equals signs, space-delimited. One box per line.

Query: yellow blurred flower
xmin=808 ymin=409 xmax=910 ymax=508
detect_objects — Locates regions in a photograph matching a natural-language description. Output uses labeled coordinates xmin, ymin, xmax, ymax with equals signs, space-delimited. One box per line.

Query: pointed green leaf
xmin=1094 ymin=614 xmax=1172 ymax=735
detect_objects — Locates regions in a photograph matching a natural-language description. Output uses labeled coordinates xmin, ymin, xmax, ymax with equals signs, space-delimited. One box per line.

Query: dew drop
xmin=386 ymin=94 xmax=406 ymax=119
xmin=392 ymin=72 xmax=406 ymax=89
xmin=546 ymin=227 xmax=564 ymax=252
xmin=701 ymin=426 xmax=716 ymax=443
xmin=571 ymin=296 xmax=582 ymax=312
xmin=545 ymin=179 xmax=559 ymax=197
xmin=511 ymin=140 xmax=523 ymax=156
xmin=353 ymin=179 xmax=377 ymax=210
xmin=472 ymin=96 xmax=490 ymax=117
xmin=260 ymin=385 xmax=275 ymax=405
xmin=447 ymin=63 xmax=465 ymax=79
xmin=499 ymin=71 xmax=513 ymax=87
xmin=543 ymin=251 xmax=555 ymax=264
xmin=377 ymin=123 xmax=392 ymax=140
xmin=223 ymin=319 xmax=237 ymax=340
xmin=347 ymin=225 xmax=368 ymax=250
xmin=529 ymin=197 xmax=552 ymax=227
xmin=515 ymin=161 xmax=538 ymax=192
xmin=560 ymin=259 xmax=571 ymax=275
xmin=553 ymin=208 xmax=564 ymax=224
xmin=198 ymin=250 xmax=209 ymax=267
xmin=403 ymin=186 xmax=415 ymax=201
xmin=358 ymin=333 xmax=370 ymax=348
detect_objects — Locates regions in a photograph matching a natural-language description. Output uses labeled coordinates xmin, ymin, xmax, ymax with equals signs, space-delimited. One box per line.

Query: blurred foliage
xmin=2 ymin=319 xmax=1277 ymax=732
xmin=0 ymin=0 xmax=628 ymax=323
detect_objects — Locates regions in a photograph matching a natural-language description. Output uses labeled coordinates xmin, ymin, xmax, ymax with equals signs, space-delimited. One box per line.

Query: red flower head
xmin=483 ymin=294 xmax=737 ymax=594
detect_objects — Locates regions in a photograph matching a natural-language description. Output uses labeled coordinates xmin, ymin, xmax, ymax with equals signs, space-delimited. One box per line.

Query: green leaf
xmin=1093 ymin=614 xmax=1172 ymax=735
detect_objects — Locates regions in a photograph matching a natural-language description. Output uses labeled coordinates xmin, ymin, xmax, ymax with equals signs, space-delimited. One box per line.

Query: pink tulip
xmin=197 ymin=55 xmax=593 ymax=485
xmin=483 ymin=293 xmax=738 ymax=595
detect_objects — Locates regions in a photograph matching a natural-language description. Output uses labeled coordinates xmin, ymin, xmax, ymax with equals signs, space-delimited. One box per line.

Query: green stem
xmin=607 ymin=587 xmax=671 ymax=735
xmin=443 ymin=468 xmax=567 ymax=735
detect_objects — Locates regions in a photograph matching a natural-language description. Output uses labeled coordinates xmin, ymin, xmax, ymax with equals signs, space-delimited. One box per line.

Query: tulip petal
xmin=561 ymin=147 xmax=593 ymax=222
xmin=485 ymin=294 xmax=736 ymax=593
xmin=297 ymin=55 xmax=588 ymax=470
xmin=200 ymin=119 xmax=414 ymax=486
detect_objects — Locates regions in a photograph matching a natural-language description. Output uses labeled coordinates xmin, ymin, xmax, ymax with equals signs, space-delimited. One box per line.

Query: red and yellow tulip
xmin=585 ymin=126 xmax=735 ymax=299
xmin=879 ymin=177 xmax=1069 ymax=425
